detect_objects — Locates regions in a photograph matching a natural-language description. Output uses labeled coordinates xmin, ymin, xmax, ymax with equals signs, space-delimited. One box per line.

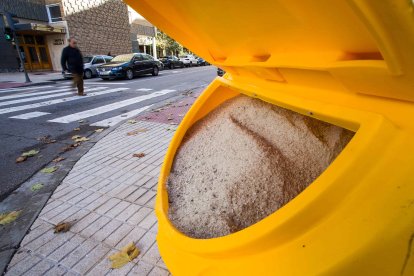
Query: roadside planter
xmin=127 ymin=1 xmax=414 ymax=275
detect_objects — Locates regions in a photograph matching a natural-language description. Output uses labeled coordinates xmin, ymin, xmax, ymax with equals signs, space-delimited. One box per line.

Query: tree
xmin=156 ymin=31 xmax=183 ymax=56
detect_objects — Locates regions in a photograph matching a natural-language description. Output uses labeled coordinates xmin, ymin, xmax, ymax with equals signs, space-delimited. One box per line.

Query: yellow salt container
xmin=125 ymin=0 xmax=414 ymax=275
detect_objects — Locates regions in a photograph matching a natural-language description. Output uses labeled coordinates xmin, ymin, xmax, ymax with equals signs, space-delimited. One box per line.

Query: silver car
xmin=63 ymin=55 xmax=113 ymax=79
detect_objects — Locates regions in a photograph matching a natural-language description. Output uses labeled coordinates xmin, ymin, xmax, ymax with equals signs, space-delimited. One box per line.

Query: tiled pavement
xmin=6 ymin=120 xmax=175 ymax=275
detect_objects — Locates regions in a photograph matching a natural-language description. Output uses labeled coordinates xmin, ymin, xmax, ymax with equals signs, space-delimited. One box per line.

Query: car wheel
xmin=180 ymin=63 xmax=184 ymax=68
xmin=169 ymin=63 xmax=174 ymax=69
xmin=152 ymin=66 xmax=159 ymax=76
xmin=189 ymin=62 xmax=193 ymax=67
xmin=126 ymin=69 xmax=134 ymax=80
xmin=84 ymin=69 xmax=92 ymax=79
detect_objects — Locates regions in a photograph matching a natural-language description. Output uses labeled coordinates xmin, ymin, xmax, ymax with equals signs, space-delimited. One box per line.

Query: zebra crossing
xmin=0 ymin=84 xmax=177 ymax=127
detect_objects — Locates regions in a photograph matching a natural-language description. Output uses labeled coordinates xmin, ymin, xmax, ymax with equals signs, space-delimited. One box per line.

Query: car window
xmin=93 ymin=57 xmax=105 ymax=64
xmin=133 ymin=55 xmax=143 ymax=61
xmin=104 ymin=56 xmax=113 ymax=62
xmin=146 ymin=55 xmax=154 ymax=60
xmin=141 ymin=54 xmax=150 ymax=61
xmin=83 ymin=56 xmax=93 ymax=63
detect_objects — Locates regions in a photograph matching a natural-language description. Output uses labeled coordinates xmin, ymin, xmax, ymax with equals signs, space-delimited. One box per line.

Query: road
xmin=0 ymin=65 xmax=216 ymax=199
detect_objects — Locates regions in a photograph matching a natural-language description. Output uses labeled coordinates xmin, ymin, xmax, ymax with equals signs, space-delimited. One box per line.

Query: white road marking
xmin=0 ymin=87 xmax=129 ymax=115
xmin=0 ymin=87 xmax=107 ymax=107
xmin=91 ymin=105 xmax=153 ymax=127
xmin=48 ymin=89 xmax=176 ymax=123
xmin=10 ymin=111 xmax=50 ymax=119
xmin=86 ymin=82 xmax=127 ymax=85
xmin=136 ymin=88 xmax=153 ymax=91
xmin=0 ymin=86 xmax=72 ymax=101
xmin=128 ymin=67 xmax=212 ymax=83
xmin=0 ymin=85 xmax=54 ymax=93
xmin=172 ymin=71 xmax=180 ymax=73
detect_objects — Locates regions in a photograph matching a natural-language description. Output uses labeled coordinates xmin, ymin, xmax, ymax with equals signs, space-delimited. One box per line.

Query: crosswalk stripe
xmin=48 ymin=89 xmax=176 ymax=123
xmin=91 ymin=105 xmax=153 ymax=127
xmin=0 ymin=85 xmax=54 ymax=93
xmin=0 ymin=87 xmax=107 ymax=107
xmin=136 ymin=88 xmax=153 ymax=91
xmin=0 ymin=87 xmax=129 ymax=115
xmin=10 ymin=111 xmax=50 ymax=119
xmin=87 ymin=82 xmax=127 ymax=85
xmin=0 ymin=86 xmax=72 ymax=101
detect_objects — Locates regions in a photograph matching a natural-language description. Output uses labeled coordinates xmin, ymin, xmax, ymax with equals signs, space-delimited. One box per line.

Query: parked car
xmin=63 ymin=55 xmax=113 ymax=79
xmin=197 ymin=57 xmax=209 ymax=66
xmin=160 ymin=56 xmax=184 ymax=69
xmin=97 ymin=53 xmax=160 ymax=80
xmin=217 ymin=67 xmax=225 ymax=76
xmin=179 ymin=54 xmax=198 ymax=67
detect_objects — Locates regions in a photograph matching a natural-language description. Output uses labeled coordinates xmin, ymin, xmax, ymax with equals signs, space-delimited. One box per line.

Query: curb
xmin=0 ymin=124 xmax=118 ymax=275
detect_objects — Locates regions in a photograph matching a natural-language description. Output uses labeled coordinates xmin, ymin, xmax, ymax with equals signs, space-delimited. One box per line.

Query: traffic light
xmin=4 ymin=27 xmax=13 ymax=41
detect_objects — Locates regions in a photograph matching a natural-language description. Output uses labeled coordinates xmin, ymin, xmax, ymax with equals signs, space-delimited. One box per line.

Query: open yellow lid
xmin=125 ymin=0 xmax=414 ymax=102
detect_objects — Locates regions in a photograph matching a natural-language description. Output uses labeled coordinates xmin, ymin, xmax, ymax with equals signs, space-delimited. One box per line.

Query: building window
xmin=46 ymin=4 xmax=63 ymax=22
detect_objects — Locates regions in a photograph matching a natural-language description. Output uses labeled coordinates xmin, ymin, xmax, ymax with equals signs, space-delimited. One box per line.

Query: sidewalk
xmin=4 ymin=91 xmax=201 ymax=275
xmin=0 ymin=71 xmax=64 ymax=89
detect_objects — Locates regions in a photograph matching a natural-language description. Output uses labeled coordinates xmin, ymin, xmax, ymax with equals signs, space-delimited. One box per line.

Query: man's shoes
xmin=78 ymin=93 xmax=87 ymax=96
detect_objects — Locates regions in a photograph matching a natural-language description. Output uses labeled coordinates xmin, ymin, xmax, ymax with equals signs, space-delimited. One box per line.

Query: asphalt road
xmin=0 ymin=65 xmax=216 ymax=199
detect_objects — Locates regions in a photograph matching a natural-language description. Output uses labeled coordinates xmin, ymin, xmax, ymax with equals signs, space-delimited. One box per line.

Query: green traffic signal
xmin=4 ymin=28 xmax=13 ymax=41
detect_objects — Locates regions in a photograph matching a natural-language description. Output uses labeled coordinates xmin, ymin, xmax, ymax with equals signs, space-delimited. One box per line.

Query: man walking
xmin=61 ymin=37 xmax=85 ymax=96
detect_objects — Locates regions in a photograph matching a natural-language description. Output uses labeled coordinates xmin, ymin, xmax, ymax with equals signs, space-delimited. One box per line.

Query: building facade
xmin=0 ymin=0 xmax=157 ymax=72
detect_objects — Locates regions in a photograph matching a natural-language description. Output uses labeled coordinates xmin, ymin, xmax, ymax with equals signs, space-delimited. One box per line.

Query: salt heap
xmin=167 ymin=95 xmax=354 ymax=239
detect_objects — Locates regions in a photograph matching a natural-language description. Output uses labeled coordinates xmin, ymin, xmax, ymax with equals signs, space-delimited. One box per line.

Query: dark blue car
xmin=97 ymin=53 xmax=160 ymax=80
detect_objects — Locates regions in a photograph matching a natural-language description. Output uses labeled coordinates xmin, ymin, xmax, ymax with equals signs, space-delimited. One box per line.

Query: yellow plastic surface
xmin=125 ymin=0 xmax=414 ymax=275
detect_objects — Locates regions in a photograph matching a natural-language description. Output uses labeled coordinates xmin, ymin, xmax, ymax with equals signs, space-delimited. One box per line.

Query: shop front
xmin=14 ymin=23 xmax=66 ymax=72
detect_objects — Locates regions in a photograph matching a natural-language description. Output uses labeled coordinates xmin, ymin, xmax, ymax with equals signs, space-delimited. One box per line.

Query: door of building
xmin=16 ymin=34 xmax=52 ymax=71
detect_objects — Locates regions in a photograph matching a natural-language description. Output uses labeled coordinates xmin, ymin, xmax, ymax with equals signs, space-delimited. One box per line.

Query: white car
xmin=179 ymin=54 xmax=198 ymax=67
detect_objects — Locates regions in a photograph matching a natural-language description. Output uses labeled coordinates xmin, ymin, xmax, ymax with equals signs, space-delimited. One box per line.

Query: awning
xmin=14 ymin=23 xmax=66 ymax=34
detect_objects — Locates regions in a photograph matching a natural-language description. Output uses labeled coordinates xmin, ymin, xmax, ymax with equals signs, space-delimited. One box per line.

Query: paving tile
xmin=36 ymin=232 xmax=74 ymax=257
xmin=70 ymin=212 xmax=100 ymax=233
xmin=114 ymin=203 xmax=140 ymax=222
xmin=43 ymin=264 xmax=67 ymax=276
xmin=72 ymin=244 xmax=110 ymax=274
xmin=22 ymin=258 xmax=55 ymax=276
xmin=127 ymin=207 xmax=152 ymax=225
xmin=135 ymin=190 xmax=156 ymax=206
xmin=48 ymin=235 xmax=85 ymax=262
xmin=80 ymin=215 xmax=110 ymax=238
xmin=103 ymin=223 xmax=133 ymax=247
xmin=129 ymin=261 xmax=154 ymax=276
xmin=116 ymin=227 xmax=147 ymax=250
xmin=142 ymin=242 xmax=161 ymax=265
xmin=148 ymin=266 xmax=170 ymax=276
xmin=91 ymin=219 xmax=122 ymax=242
xmin=5 ymin=254 xmax=41 ymax=275
xmin=60 ymin=240 xmax=98 ymax=268
xmin=138 ymin=212 xmax=157 ymax=230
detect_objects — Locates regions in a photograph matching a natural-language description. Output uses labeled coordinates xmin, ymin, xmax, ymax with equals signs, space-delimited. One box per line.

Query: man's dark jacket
xmin=61 ymin=46 xmax=84 ymax=74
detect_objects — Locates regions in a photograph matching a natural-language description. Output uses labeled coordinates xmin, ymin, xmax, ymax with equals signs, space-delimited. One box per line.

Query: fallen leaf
xmin=54 ymin=221 xmax=71 ymax=233
xmin=126 ymin=128 xmax=148 ymax=136
xmin=166 ymin=126 xmax=178 ymax=131
xmin=127 ymin=119 xmax=137 ymax=124
xmin=167 ymin=117 xmax=173 ymax=121
xmin=0 ymin=210 xmax=22 ymax=225
xmin=71 ymin=135 xmax=81 ymax=140
xmin=95 ymin=128 xmax=104 ymax=133
xmin=36 ymin=136 xmax=56 ymax=144
xmin=16 ymin=156 xmax=27 ymax=163
xmin=133 ymin=153 xmax=146 ymax=158
xmin=53 ymin=157 xmax=65 ymax=163
xmin=21 ymin=149 xmax=39 ymax=157
xmin=109 ymin=242 xmax=140 ymax=269
xmin=78 ymin=119 xmax=85 ymax=123
xmin=73 ymin=127 xmax=80 ymax=131
xmin=74 ymin=137 xmax=89 ymax=142
xmin=41 ymin=166 xmax=58 ymax=173
xmin=30 ymin=183 xmax=44 ymax=191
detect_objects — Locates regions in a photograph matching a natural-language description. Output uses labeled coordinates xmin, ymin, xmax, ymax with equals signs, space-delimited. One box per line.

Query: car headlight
xmin=112 ymin=66 xmax=123 ymax=71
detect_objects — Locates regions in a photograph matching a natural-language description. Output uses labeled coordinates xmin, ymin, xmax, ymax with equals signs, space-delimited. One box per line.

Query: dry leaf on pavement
xmin=78 ymin=119 xmax=85 ymax=123
xmin=54 ymin=221 xmax=71 ymax=233
xmin=74 ymin=137 xmax=89 ymax=142
xmin=126 ymin=128 xmax=148 ymax=136
xmin=127 ymin=119 xmax=137 ymax=124
xmin=41 ymin=166 xmax=58 ymax=173
xmin=71 ymin=135 xmax=81 ymax=140
xmin=73 ymin=127 xmax=80 ymax=131
xmin=133 ymin=153 xmax=145 ymax=158
xmin=21 ymin=149 xmax=39 ymax=157
xmin=16 ymin=156 xmax=27 ymax=163
xmin=53 ymin=157 xmax=65 ymax=163
xmin=0 ymin=210 xmax=22 ymax=225
xmin=30 ymin=183 xmax=44 ymax=191
xmin=108 ymin=242 xmax=140 ymax=269
xmin=95 ymin=128 xmax=104 ymax=133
